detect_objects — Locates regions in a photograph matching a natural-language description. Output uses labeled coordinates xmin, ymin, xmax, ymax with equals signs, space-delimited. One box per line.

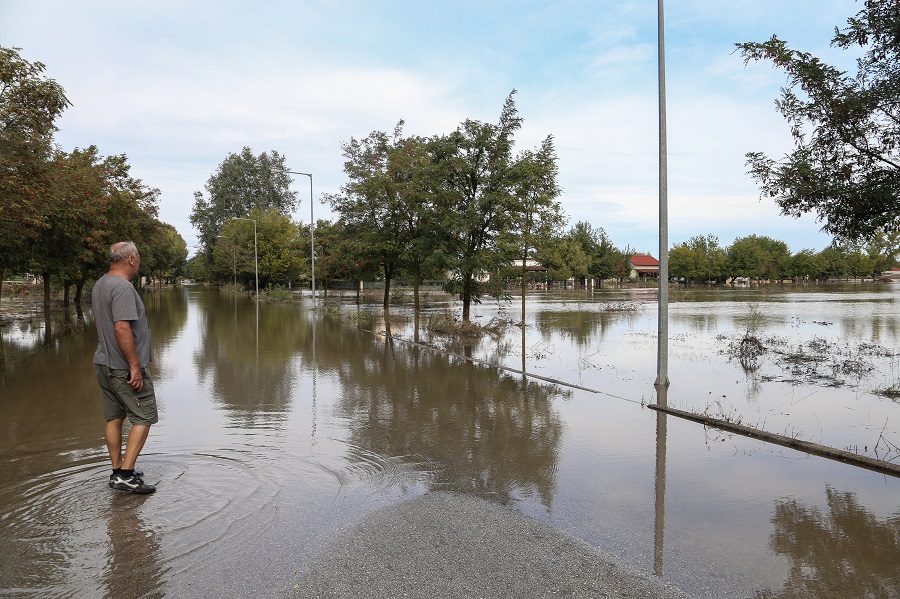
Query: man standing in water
xmin=92 ymin=241 xmax=157 ymax=494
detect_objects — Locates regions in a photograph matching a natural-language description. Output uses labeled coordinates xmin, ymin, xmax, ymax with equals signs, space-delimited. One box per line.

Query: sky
xmin=2 ymin=0 xmax=863 ymax=255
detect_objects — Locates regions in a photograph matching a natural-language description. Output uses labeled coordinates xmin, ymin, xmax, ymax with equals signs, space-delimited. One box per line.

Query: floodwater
xmin=1 ymin=283 xmax=898 ymax=598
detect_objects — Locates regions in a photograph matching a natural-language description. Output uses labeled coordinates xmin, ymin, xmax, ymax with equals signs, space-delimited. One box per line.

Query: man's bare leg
xmin=105 ymin=418 xmax=125 ymax=469
xmin=122 ymin=425 xmax=150 ymax=470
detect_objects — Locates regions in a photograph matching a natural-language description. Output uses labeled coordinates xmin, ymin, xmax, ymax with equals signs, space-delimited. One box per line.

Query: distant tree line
xmin=668 ymin=232 xmax=899 ymax=284
xmin=0 ymin=46 xmax=187 ymax=308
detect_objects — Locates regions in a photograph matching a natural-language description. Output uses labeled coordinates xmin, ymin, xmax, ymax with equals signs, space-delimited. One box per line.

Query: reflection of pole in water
xmin=311 ymin=304 xmax=317 ymax=443
xmin=521 ymin=322 xmax=526 ymax=376
xmin=653 ymin=383 xmax=668 ymax=576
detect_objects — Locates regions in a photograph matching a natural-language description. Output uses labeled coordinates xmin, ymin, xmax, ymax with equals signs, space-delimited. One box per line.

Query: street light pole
xmin=234 ymin=217 xmax=258 ymax=298
xmin=272 ymin=168 xmax=315 ymax=307
xmin=656 ymin=0 xmax=670 ymax=387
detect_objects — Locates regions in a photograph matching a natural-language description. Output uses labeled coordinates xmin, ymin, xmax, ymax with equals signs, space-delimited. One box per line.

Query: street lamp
xmin=233 ymin=217 xmax=258 ymax=298
xmin=272 ymin=168 xmax=315 ymax=306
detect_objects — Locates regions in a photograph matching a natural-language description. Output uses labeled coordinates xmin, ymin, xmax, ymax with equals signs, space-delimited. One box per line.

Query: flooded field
xmin=1 ymin=283 xmax=898 ymax=598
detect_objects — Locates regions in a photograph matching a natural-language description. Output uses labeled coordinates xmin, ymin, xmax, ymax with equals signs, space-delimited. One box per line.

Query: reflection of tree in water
xmin=141 ymin=287 xmax=189 ymax=352
xmin=192 ymin=296 xmax=309 ymax=427
xmin=325 ymin=329 xmax=567 ymax=509
xmin=756 ymin=486 xmax=900 ymax=599
xmin=535 ymin=309 xmax=641 ymax=347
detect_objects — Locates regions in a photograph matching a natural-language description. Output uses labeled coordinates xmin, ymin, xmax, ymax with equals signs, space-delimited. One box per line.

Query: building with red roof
xmin=629 ymin=254 xmax=659 ymax=280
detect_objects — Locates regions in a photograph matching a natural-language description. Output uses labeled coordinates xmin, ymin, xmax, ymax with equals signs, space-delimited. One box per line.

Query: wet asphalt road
xmin=279 ymin=491 xmax=692 ymax=599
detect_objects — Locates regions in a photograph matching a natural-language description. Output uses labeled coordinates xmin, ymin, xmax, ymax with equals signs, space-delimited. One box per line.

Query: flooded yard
xmin=1 ymin=283 xmax=898 ymax=598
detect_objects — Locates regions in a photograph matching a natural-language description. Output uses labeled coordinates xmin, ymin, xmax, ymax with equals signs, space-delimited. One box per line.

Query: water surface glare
xmin=1 ymin=284 xmax=899 ymax=598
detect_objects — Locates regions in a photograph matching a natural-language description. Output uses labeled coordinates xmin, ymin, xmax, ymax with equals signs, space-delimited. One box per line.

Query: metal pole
xmin=306 ymin=173 xmax=315 ymax=307
xmin=656 ymin=0 xmax=670 ymax=387
xmin=274 ymin=169 xmax=315 ymax=307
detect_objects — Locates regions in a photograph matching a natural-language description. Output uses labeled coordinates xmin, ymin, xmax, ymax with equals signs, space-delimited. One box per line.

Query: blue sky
xmin=2 ymin=1 xmax=861 ymax=255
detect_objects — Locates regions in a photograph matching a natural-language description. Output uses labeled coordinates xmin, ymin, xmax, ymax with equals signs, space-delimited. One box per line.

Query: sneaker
xmin=108 ymin=468 xmax=144 ymax=487
xmin=110 ymin=474 xmax=156 ymax=494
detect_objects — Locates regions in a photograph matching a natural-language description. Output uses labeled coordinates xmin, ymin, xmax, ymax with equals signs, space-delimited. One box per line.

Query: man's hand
xmin=127 ymin=365 xmax=144 ymax=391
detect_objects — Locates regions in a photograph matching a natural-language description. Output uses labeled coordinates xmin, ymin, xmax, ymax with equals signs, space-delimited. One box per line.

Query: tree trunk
xmin=412 ymin=259 xmax=421 ymax=316
xmin=0 ymin=267 xmax=4 ymax=309
xmin=43 ymin=272 xmax=51 ymax=310
xmin=382 ymin=261 xmax=396 ymax=309
xmin=63 ymin=282 xmax=71 ymax=306
xmin=521 ymin=258 xmax=527 ymax=325
xmin=461 ymin=273 xmax=473 ymax=322
xmin=74 ymin=278 xmax=85 ymax=305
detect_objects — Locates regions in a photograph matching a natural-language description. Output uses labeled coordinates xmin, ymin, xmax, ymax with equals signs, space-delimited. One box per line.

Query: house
xmin=629 ymin=255 xmax=659 ymax=280
xmin=878 ymin=267 xmax=900 ymax=281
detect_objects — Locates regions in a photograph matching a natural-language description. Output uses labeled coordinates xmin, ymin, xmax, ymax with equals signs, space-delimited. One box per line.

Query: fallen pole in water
xmin=647 ymin=403 xmax=900 ymax=478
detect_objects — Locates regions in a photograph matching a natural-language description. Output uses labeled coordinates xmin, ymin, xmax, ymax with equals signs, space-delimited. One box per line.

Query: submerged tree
xmin=437 ymin=90 xmax=561 ymax=321
xmin=738 ymin=1 xmax=900 ymax=242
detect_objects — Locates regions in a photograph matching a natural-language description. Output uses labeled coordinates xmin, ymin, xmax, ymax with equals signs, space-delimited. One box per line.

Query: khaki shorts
xmin=95 ymin=364 xmax=159 ymax=426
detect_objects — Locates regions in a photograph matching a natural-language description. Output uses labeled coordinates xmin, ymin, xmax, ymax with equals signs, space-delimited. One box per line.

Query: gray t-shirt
xmin=92 ymin=274 xmax=152 ymax=369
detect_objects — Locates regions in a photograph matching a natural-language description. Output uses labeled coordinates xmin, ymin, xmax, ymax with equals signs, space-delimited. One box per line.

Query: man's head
xmin=109 ymin=241 xmax=140 ymax=278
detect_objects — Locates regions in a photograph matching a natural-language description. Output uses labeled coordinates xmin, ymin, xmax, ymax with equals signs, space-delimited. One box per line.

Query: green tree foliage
xmin=326 ymin=123 xmax=427 ymax=309
xmin=787 ymin=248 xmax=826 ymax=280
xmin=536 ymin=237 xmax=589 ymax=283
xmin=727 ymin=235 xmax=792 ymax=280
xmin=33 ymin=146 xmax=161 ymax=305
xmin=668 ymin=235 xmax=727 ymax=283
xmin=501 ymin=136 xmax=564 ymax=313
xmin=561 ymin=222 xmax=628 ymax=285
xmin=142 ymin=222 xmax=188 ymax=284
xmin=737 ymin=1 xmax=900 ymax=241
xmin=190 ymin=147 xmax=298 ymax=255
xmin=329 ymin=92 xmax=562 ymax=321
xmin=0 ymin=46 xmax=70 ymax=287
xmin=213 ymin=209 xmax=304 ymax=291
xmin=183 ymin=255 xmax=208 ymax=282
xmin=436 ymin=93 xmax=517 ymax=320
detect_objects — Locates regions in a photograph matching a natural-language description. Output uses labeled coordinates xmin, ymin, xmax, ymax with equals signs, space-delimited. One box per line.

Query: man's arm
xmin=113 ymin=320 xmax=143 ymax=391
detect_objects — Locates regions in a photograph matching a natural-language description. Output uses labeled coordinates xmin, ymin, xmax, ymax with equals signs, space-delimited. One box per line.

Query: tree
xmin=326 ymin=123 xmax=428 ymax=309
xmin=214 ymin=209 xmax=304 ymax=290
xmin=504 ymin=136 xmax=564 ymax=320
xmin=0 ymin=46 xmax=69 ymax=298
xmin=788 ymin=248 xmax=826 ymax=280
xmin=190 ymin=147 xmax=298 ymax=255
xmin=142 ymin=222 xmax=187 ymax=284
xmin=436 ymin=90 xmax=560 ymax=322
xmin=817 ymin=246 xmax=849 ymax=280
xmin=536 ymin=236 xmax=589 ymax=283
xmin=563 ymin=222 xmax=624 ymax=286
xmin=846 ymin=250 xmax=876 ymax=278
xmin=668 ymin=234 xmax=727 ymax=283
xmin=727 ymin=235 xmax=791 ymax=280
xmin=864 ymin=229 xmax=900 ymax=275
xmin=31 ymin=146 xmax=160 ymax=306
xmin=737 ymin=1 xmax=900 ymax=241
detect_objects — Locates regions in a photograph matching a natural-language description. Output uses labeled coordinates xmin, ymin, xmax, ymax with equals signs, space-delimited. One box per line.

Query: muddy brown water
xmin=1 ymin=284 xmax=898 ymax=598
